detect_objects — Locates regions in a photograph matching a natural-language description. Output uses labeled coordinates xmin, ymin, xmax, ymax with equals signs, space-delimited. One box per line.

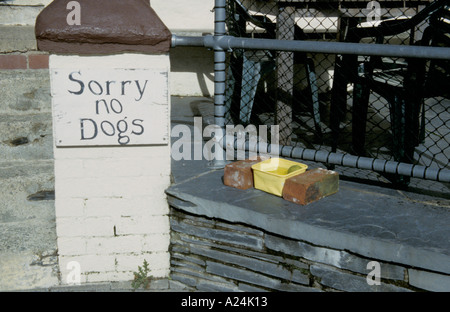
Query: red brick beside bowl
xmin=282 ymin=168 xmax=339 ymax=205
xmin=224 ymin=158 xmax=262 ymax=190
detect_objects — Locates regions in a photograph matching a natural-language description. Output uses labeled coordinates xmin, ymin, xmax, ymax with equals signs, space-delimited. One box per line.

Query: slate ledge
xmin=166 ymin=169 xmax=450 ymax=276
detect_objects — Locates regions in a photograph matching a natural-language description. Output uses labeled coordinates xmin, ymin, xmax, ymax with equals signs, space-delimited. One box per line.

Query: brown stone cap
xmin=35 ymin=0 xmax=172 ymax=54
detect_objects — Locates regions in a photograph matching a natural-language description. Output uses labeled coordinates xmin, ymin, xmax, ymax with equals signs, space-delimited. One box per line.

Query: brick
xmin=223 ymin=157 xmax=262 ymax=190
xmin=54 ymin=197 xmax=85 ymax=218
xmin=116 ymin=215 xmax=170 ymax=235
xmin=56 ymin=216 xmax=114 ymax=237
xmin=28 ymin=53 xmax=49 ymax=69
xmin=85 ymin=236 xmax=144 ymax=255
xmin=84 ymin=197 xmax=169 ymax=218
xmin=115 ymin=252 xmax=170 ymax=272
xmin=85 ymin=271 xmax=132 ymax=284
xmin=55 ymin=175 xmax=169 ymax=198
xmin=0 ymin=55 xmax=27 ymax=69
xmin=58 ymin=255 xmax=116 ymax=274
xmin=142 ymin=233 xmax=171 ymax=252
xmin=282 ymin=168 xmax=339 ymax=205
xmin=57 ymin=237 xmax=87 ymax=256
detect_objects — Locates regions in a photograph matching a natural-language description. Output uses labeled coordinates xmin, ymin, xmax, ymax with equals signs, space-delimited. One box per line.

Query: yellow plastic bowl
xmin=251 ymin=158 xmax=308 ymax=196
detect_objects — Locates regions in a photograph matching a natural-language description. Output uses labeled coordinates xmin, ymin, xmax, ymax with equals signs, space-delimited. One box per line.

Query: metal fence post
xmin=209 ymin=0 xmax=229 ymax=169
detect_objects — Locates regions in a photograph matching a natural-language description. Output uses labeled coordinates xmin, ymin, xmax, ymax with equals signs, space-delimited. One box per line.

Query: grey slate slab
xmin=166 ymin=168 xmax=450 ymax=275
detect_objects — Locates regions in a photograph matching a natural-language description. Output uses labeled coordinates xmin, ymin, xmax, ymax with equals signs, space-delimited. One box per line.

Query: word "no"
xmin=67 ymin=1 xmax=81 ymax=26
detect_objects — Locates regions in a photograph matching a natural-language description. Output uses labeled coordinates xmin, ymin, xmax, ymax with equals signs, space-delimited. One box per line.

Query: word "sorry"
xmin=68 ymin=71 xmax=149 ymax=101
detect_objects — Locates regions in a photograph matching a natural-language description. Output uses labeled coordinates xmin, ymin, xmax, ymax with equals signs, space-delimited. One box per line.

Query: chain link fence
xmin=223 ymin=0 xmax=449 ymax=195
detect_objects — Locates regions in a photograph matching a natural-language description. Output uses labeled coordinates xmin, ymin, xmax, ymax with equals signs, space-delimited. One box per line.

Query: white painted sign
xmin=51 ymin=68 xmax=169 ymax=146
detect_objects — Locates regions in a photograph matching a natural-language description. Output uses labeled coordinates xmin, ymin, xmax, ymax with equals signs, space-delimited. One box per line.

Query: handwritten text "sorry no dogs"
xmin=68 ymin=71 xmax=149 ymax=145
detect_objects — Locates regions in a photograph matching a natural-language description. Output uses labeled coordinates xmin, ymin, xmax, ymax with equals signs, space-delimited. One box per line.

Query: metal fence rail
xmin=172 ymin=0 xmax=450 ymax=189
xmin=173 ymin=33 xmax=450 ymax=59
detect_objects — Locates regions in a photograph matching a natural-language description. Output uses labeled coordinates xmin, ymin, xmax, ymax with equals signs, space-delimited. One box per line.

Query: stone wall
xmin=0 ymin=0 xmax=50 ymax=67
xmin=169 ymin=208 xmax=446 ymax=292
xmin=0 ymin=0 xmax=52 ymax=156
xmin=0 ymin=0 xmax=57 ymax=291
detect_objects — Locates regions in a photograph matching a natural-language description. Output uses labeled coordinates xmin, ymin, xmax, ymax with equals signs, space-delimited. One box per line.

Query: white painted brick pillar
xmin=35 ymin=0 xmax=173 ymax=284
